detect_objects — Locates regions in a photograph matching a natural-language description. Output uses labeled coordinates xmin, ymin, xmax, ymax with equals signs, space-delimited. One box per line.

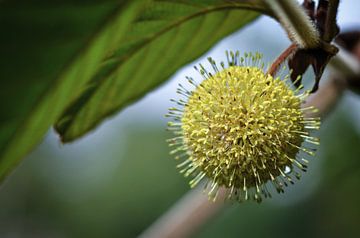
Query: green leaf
xmin=55 ymin=0 xmax=268 ymax=142
xmin=0 ymin=0 xmax=149 ymax=181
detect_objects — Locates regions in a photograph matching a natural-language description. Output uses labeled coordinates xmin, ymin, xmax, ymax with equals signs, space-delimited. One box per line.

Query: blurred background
xmin=1 ymin=1 xmax=360 ymax=237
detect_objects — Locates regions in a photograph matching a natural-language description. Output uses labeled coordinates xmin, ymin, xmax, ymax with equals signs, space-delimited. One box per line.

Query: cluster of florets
xmin=166 ymin=52 xmax=320 ymax=203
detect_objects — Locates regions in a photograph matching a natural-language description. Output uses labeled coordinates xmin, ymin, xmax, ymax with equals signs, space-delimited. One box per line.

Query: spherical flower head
xmin=167 ymin=52 xmax=320 ymax=203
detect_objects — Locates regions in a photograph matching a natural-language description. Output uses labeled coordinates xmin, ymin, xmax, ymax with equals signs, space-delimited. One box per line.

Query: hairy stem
xmin=264 ymin=0 xmax=320 ymax=48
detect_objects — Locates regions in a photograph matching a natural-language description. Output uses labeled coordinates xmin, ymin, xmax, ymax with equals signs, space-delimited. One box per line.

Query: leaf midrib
xmin=57 ymin=3 xmax=270 ymax=139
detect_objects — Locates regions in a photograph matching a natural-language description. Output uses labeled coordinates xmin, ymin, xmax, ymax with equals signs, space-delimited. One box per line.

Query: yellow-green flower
xmin=166 ymin=52 xmax=320 ymax=203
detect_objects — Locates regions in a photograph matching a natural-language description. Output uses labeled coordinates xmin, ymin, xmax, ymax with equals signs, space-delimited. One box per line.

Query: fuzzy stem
xmin=264 ymin=0 xmax=320 ymax=48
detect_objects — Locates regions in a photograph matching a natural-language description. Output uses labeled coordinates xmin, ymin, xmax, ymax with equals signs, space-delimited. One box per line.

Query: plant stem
xmin=267 ymin=43 xmax=297 ymax=76
xmin=264 ymin=0 xmax=320 ymax=48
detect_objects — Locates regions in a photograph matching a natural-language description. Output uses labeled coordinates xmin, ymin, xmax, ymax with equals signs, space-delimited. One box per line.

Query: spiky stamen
xmin=167 ymin=51 xmax=320 ymax=203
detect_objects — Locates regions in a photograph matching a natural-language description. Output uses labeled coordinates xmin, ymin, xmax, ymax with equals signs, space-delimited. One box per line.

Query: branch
xmin=139 ymin=186 xmax=227 ymax=238
xmin=330 ymin=45 xmax=360 ymax=77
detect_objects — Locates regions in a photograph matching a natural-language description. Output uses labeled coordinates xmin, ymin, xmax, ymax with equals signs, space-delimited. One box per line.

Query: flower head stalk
xmin=166 ymin=52 xmax=320 ymax=203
